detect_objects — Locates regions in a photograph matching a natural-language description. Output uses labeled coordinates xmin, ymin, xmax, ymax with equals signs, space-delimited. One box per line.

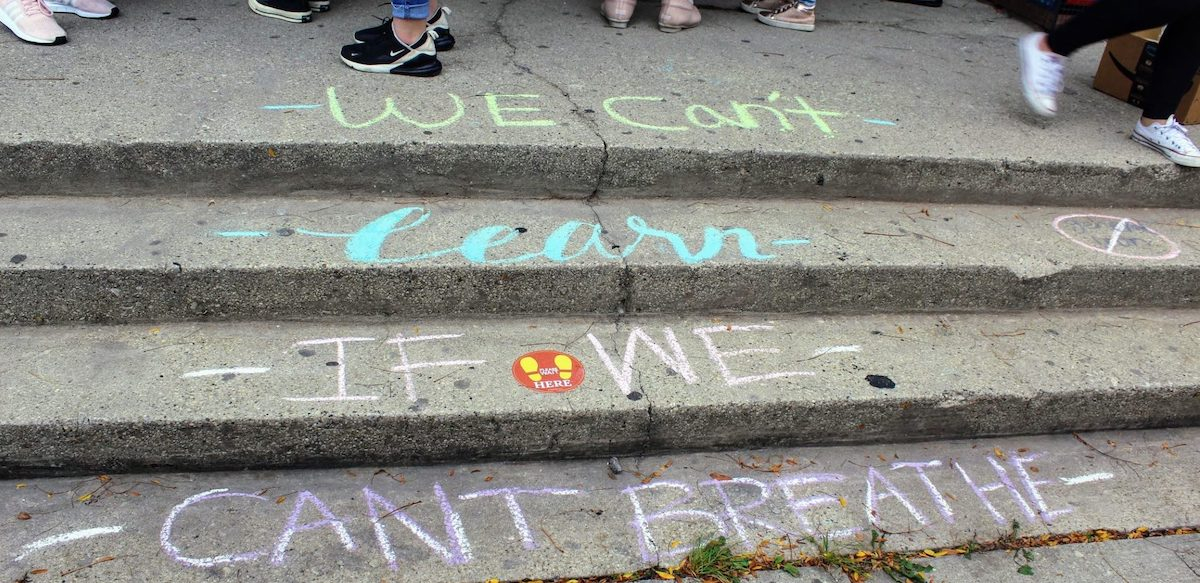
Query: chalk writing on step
xmin=260 ymin=88 xmax=896 ymax=137
xmin=217 ymin=207 xmax=812 ymax=267
xmin=1052 ymin=214 xmax=1182 ymax=260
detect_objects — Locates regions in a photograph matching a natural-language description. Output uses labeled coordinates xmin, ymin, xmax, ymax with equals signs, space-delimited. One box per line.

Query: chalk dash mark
xmin=216 ymin=231 xmax=272 ymax=238
xmin=1059 ymin=472 xmax=1114 ymax=486
xmin=261 ymin=104 xmax=323 ymax=110
xmin=810 ymin=345 xmax=862 ymax=357
xmin=863 ymin=118 xmax=897 ymax=126
xmin=14 ymin=526 xmax=124 ymax=562
xmin=772 ymin=239 xmax=811 ymax=246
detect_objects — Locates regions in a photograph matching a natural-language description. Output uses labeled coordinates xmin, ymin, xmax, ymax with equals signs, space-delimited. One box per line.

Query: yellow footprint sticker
xmin=512 ymin=350 xmax=586 ymax=393
xmin=520 ymin=356 xmax=543 ymax=382
xmin=555 ymin=354 xmax=574 ymax=380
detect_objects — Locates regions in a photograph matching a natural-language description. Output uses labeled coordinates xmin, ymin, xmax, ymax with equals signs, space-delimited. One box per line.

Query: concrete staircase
xmin=1 ymin=196 xmax=1199 ymax=478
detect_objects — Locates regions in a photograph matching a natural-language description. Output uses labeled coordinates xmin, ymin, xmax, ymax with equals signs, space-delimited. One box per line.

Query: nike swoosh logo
xmin=390 ymin=50 xmax=407 ymax=57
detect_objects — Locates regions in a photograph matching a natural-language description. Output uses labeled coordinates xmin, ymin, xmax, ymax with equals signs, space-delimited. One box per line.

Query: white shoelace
xmin=1150 ymin=116 xmax=1200 ymax=154
xmin=1034 ymin=52 xmax=1065 ymax=95
xmin=21 ymin=0 xmax=51 ymax=16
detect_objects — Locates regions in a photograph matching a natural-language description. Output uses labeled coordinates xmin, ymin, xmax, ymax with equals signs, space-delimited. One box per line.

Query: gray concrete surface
xmin=3 ymin=196 xmax=1200 ymax=324
xmin=1 ymin=309 xmax=1197 ymax=475
xmin=2 ymin=429 xmax=1197 ymax=582
xmin=1 ymin=0 xmax=1198 ymax=205
xmin=918 ymin=533 xmax=1200 ymax=581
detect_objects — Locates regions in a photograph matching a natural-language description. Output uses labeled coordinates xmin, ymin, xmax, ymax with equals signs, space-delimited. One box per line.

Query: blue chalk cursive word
xmin=227 ymin=207 xmax=809 ymax=266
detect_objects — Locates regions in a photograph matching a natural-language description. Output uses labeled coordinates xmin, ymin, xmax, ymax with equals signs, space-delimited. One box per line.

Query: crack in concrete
xmin=495 ymin=0 xmax=611 ymax=198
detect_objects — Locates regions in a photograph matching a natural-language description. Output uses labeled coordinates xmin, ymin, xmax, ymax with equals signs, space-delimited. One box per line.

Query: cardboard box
xmin=990 ymin=0 xmax=1094 ymax=31
xmin=1093 ymin=28 xmax=1200 ymax=124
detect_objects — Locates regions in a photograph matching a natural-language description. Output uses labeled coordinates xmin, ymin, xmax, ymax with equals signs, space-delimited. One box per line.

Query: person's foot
xmin=657 ymin=0 xmax=699 ymax=32
xmin=340 ymin=30 xmax=441 ymax=76
xmin=0 ymin=0 xmax=66 ymax=44
xmin=1132 ymin=116 xmax=1200 ymax=167
xmin=248 ymin=0 xmax=311 ymax=22
xmin=756 ymin=0 xmax=814 ymax=30
xmin=601 ymin=0 xmax=635 ymax=27
xmin=45 ymin=0 xmax=115 ymax=18
xmin=739 ymin=0 xmax=787 ymax=13
xmin=354 ymin=7 xmax=454 ymax=51
xmin=1018 ymin=33 xmax=1064 ymax=117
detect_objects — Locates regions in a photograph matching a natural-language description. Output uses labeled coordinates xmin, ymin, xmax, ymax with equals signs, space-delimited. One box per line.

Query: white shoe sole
xmin=0 ymin=10 xmax=66 ymax=44
xmin=1132 ymin=132 xmax=1200 ymax=168
xmin=248 ymin=0 xmax=311 ymax=22
xmin=755 ymin=13 xmax=814 ymax=30
xmin=46 ymin=2 xmax=116 ymax=18
xmin=1018 ymin=34 xmax=1057 ymax=117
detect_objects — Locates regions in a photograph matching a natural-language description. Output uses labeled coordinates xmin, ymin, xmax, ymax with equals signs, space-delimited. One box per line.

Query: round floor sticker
xmin=512 ymin=350 xmax=585 ymax=393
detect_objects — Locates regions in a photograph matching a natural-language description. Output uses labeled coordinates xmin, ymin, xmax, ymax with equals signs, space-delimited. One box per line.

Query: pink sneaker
xmin=46 ymin=0 xmax=117 ymax=18
xmin=0 ymin=0 xmax=66 ymax=44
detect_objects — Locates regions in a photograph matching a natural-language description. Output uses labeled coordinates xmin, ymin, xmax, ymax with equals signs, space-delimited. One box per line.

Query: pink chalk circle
xmin=1052 ymin=214 xmax=1181 ymax=261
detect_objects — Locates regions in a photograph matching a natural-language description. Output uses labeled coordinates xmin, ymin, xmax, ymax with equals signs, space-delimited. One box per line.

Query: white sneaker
xmin=1018 ymin=33 xmax=1065 ymax=117
xmin=1132 ymin=116 xmax=1200 ymax=167
xmin=0 ymin=0 xmax=66 ymax=44
xmin=45 ymin=0 xmax=116 ymax=18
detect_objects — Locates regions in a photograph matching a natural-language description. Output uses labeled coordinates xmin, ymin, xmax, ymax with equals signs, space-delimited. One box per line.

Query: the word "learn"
xmin=325 ymin=88 xmax=845 ymax=135
xmin=281 ymin=207 xmax=809 ymax=266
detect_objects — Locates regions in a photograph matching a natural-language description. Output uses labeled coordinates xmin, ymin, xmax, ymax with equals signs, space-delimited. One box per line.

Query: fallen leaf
xmin=148 ymin=327 xmax=161 ymax=335
xmin=275 ymin=495 xmax=288 ymax=504
xmin=838 ymin=497 xmax=848 ymax=508
xmin=670 ymin=540 xmax=682 ymax=549
xmin=655 ymin=570 xmax=676 ymax=580
xmin=993 ymin=447 xmax=1006 ymax=459
xmin=15 ymin=483 xmax=26 ymax=489
xmin=78 ymin=493 xmax=92 ymax=503
xmin=17 ymin=511 xmax=31 ymax=520
xmin=709 ymin=472 xmax=733 ymax=481
xmin=30 ymin=569 xmax=48 ymax=575
xmin=1029 ymin=466 xmax=1039 ymax=473
xmin=1017 ymin=448 xmax=1028 ymax=453
xmin=267 ymin=147 xmax=278 ymax=158
xmin=484 ymin=476 xmax=494 ymax=482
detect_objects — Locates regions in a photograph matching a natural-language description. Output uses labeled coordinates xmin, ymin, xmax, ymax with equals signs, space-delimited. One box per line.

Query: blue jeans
xmin=392 ymin=0 xmax=429 ymax=20
xmin=797 ymin=0 xmax=815 ymax=8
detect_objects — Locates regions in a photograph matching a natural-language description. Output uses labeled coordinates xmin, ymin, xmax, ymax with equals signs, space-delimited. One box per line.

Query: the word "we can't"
xmin=324 ymin=88 xmax=845 ymax=135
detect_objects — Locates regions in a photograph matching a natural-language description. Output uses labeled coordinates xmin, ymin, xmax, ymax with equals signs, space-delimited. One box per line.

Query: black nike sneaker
xmin=340 ymin=31 xmax=442 ymax=76
xmin=248 ymin=0 xmax=312 ymax=22
xmin=354 ymin=6 xmax=454 ymax=51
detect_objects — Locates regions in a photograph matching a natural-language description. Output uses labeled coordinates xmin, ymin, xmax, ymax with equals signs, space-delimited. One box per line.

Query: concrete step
xmin=3 ymin=197 xmax=1200 ymax=324
xmin=2 ymin=428 xmax=1197 ymax=582
xmin=2 ymin=310 xmax=1197 ymax=476
xmin=3 ymin=0 xmax=1200 ymax=207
